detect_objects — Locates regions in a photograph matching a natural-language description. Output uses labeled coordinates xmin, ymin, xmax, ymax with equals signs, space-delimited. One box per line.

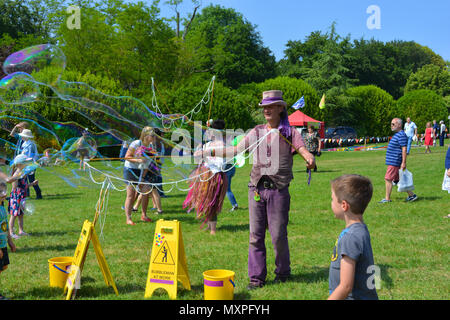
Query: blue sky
xmin=156 ymin=0 xmax=450 ymax=62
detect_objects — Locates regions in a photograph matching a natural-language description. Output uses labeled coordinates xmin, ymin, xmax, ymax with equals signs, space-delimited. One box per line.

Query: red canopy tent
xmin=288 ymin=110 xmax=325 ymax=139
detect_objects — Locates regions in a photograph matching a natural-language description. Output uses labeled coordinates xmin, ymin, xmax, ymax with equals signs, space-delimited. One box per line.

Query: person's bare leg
xmin=125 ymin=185 xmax=136 ymax=225
xmin=385 ymin=179 xmax=393 ymax=201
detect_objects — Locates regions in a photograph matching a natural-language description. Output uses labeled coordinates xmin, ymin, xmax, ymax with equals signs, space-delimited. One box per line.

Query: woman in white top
xmin=123 ymin=126 xmax=161 ymax=225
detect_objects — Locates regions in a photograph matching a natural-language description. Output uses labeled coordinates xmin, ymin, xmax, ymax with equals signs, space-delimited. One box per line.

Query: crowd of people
xmin=0 ymin=89 xmax=448 ymax=300
xmin=410 ymin=118 xmax=448 ymax=152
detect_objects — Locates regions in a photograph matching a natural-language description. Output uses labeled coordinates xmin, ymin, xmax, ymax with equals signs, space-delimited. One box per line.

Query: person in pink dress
xmin=424 ymin=122 xmax=433 ymax=154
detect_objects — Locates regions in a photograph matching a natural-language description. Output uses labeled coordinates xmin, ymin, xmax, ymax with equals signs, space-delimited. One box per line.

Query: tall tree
xmin=55 ymin=0 xmax=178 ymax=95
xmin=346 ymin=39 xmax=446 ymax=99
xmin=184 ymin=4 xmax=276 ymax=89
xmin=405 ymin=64 xmax=450 ymax=97
xmin=164 ymin=0 xmax=200 ymax=40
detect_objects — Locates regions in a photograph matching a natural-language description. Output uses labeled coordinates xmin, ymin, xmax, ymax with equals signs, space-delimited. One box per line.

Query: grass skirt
xmin=183 ymin=164 xmax=228 ymax=225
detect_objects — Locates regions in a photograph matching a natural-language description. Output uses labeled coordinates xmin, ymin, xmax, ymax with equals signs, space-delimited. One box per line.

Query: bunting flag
xmin=291 ymin=96 xmax=305 ymax=109
xmin=319 ymin=93 xmax=326 ymax=109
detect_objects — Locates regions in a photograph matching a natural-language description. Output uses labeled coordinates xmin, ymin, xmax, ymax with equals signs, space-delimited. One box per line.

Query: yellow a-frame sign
xmin=145 ymin=219 xmax=190 ymax=299
xmin=64 ymin=219 xmax=118 ymax=300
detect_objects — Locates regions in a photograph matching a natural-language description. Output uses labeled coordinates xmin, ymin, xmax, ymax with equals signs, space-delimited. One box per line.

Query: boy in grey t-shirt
xmin=328 ymin=174 xmax=378 ymax=300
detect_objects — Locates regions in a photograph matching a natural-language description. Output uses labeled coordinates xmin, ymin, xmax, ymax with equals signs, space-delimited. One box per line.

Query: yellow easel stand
xmin=145 ymin=219 xmax=191 ymax=300
xmin=64 ymin=220 xmax=118 ymax=300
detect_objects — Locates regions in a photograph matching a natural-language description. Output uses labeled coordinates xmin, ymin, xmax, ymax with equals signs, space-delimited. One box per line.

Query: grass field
xmin=0 ymin=142 xmax=449 ymax=300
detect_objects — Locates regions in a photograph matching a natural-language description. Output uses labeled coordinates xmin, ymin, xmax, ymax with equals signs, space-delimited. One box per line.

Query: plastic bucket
xmin=203 ymin=269 xmax=235 ymax=300
xmin=48 ymin=257 xmax=72 ymax=288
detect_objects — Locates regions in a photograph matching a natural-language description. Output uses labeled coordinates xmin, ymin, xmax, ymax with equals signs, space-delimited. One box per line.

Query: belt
xmin=258 ymin=176 xmax=276 ymax=189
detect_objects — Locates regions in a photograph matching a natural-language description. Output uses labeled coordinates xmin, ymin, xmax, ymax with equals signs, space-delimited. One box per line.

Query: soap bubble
xmin=20 ymin=198 xmax=35 ymax=215
xmin=0 ymin=72 xmax=41 ymax=104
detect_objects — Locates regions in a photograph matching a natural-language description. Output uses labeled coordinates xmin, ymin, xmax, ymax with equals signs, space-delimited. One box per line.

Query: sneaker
xmin=378 ymin=199 xmax=392 ymax=204
xmin=246 ymin=282 xmax=264 ymax=291
xmin=405 ymin=194 xmax=418 ymax=202
xmin=18 ymin=231 xmax=30 ymax=236
xmin=11 ymin=233 xmax=20 ymax=239
xmin=230 ymin=205 xmax=238 ymax=212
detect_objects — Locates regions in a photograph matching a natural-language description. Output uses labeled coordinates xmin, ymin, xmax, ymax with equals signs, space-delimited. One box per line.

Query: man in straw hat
xmin=198 ymin=90 xmax=315 ymax=290
xmin=17 ymin=128 xmax=42 ymax=200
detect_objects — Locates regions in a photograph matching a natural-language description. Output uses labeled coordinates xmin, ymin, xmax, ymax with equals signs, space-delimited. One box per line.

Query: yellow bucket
xmin=203 ymin=269 xmax=235 ymax=300
xmin=48 ymin=257 xmax=72 ymax=288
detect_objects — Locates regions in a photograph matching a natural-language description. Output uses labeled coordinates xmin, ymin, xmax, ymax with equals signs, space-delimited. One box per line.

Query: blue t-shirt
xmin=386 ymin=131 xmax=407 ymax=167
xmin=329 ymin=223 xmax=378 ymax=300
xmin=0 ymin=204 xmax=9 ymax=248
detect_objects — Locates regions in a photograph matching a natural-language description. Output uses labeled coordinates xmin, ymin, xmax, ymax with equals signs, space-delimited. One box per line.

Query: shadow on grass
xmin=17 ymin=243 xmax=77 ymax=253
xmin=412 ymin=196 xmax=442 ymax=201
xmin=25 ymin=230 xmax=80 ymax=237
xmin=290 ymin=266 xmax=329 ymax=284
xmin=218 ymin=224 xmax=249 ymax=232
xmin=41 ymin=193 xmax=83 ymax=200
xmin=25 ymin=280 xmax=145 ymax=299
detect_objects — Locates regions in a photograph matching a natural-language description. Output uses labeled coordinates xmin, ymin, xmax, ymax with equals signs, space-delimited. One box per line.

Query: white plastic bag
xmin=442 ymin=170 xmax=450 ymax=193
xmin=397 ymin=169 xmax=414 ymax=192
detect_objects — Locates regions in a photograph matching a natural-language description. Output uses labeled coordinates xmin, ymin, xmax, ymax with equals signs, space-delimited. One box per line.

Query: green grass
xmin=0 ymin=143 xmax=449 ymax=300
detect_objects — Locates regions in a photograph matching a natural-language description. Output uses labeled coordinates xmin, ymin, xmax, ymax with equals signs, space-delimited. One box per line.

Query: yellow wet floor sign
xmin=64 ymin=220 xmax=118 ymax=300
xmin=145 ymin=219 xmax=190 ymax=299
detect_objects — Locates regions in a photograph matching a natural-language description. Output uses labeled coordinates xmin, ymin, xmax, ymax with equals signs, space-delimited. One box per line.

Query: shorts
xmin=385 ymin=165 xmax=400 ymax=183
xmin=0 ymin=247 xmax=10 ymax=270
xmin=123 ymin=167 xmax=157 ymax=185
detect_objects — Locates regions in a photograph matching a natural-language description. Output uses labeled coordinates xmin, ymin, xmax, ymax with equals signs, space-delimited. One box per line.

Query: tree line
xmin=0 ymin=0 xmax=449 ymax=138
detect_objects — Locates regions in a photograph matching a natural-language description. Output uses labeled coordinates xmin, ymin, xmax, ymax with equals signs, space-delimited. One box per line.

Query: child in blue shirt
xmin=0 ymin=174 xmax=17 ymax=300
xmin=328 ymin=174 xmax=378 ymax=300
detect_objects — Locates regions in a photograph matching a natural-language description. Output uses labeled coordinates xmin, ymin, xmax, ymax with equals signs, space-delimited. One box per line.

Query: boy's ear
xmin=341 ymin=199 xmax=350 ymax=212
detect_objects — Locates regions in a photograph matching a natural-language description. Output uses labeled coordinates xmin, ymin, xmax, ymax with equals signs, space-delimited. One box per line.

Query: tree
xmin=346 ymin=39 xmax=446 ymax=99
xmin=184 ymin=5 xmax=276 ymax=89
xmin=164 ymin=0 xmax=200 ymax=40
xmin=164 ymin=75 xmax=256 ymax=131
xmin=239 ymin=76 xmax=320 ymax=125
xmin=334 ymin=85 xmax=396 ymax=137
xmin=54 ymin=0 xmax=178 ymax=95
xmin=278 ymin=30 xmax=329 ymax=78
xmin=0 ymin=0 xmax=40 ymax=38
xmin=303 ymin=23 xmax=356 ymax=95
xmin=405 ymin=64 xmax=450 ymax=97
xmin=396 ymin=89 xmax=448 ymax=133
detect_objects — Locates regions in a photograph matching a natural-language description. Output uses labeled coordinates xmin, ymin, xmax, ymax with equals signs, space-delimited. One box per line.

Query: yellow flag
xmin=319 ymin=94 xmax=326 ymax=109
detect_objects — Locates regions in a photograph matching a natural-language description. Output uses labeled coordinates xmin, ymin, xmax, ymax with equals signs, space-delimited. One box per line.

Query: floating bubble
xmin=0 ymin=72 xmax=41 ymax=104
xmin=61 ymin=135 xmax=98 ymax=162
xmin=0 ymin=44 xmax=265 ymax=195
xmin=20 ymin=198 xmax=35 ymax=215
xmin=2 ymin=44 xmax=66 ymax=85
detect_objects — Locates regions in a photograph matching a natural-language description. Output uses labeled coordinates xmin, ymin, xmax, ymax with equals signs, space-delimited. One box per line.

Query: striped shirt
xmin=386 ymin=131 xmax=407 ymax=167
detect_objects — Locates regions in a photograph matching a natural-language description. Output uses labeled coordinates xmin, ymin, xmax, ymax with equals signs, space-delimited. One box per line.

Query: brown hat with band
xmin=258 ymin=90 xmax=287 ymax=107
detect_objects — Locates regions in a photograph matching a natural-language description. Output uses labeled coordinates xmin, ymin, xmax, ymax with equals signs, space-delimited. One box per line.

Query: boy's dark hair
xmin=331 ymin=174 xmax=373 ymax=215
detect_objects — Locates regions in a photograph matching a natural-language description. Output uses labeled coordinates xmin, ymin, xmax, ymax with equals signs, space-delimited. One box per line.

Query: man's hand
xmin=401 ymin=162 xmax=406 ymax=170
xmin=306 ymin=154 xmax=315 ymax=170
